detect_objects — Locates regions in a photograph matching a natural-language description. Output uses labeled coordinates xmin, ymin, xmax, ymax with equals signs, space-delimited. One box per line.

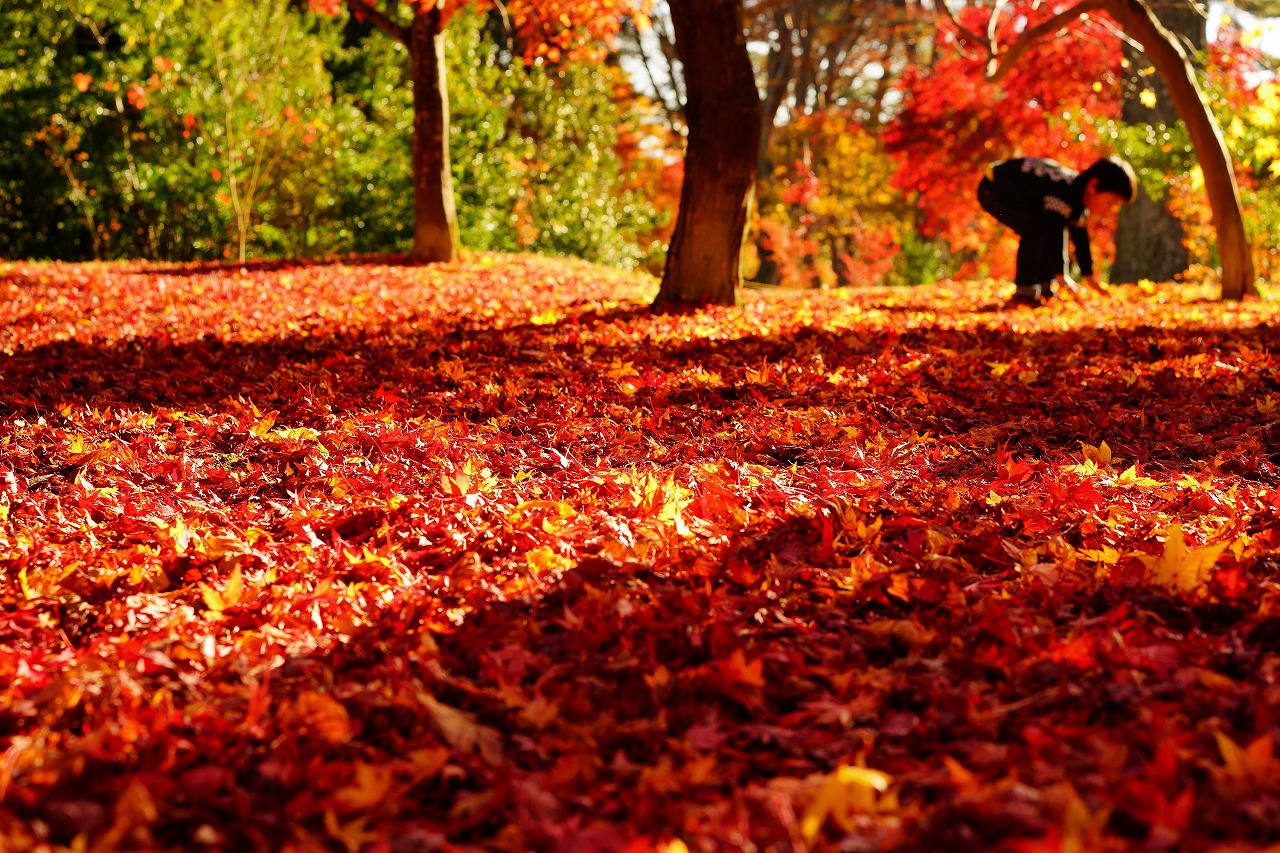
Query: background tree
xmin=0 ymin=0 xmax=663 ymax=264
xmin=982 ymin=0 xmax=1259 ymax=299
xmin=885 ymin=2 xmax=1123 ymax=281
xmin=176 ymin=0 xmax=331 ymax=263
xmin=309 ymin=0 xmax=643 ymax=263
xmin=745 ymin=0 xmax=927 ymax=284
xmin=446 ymin=10 xmax=668 ymax=269
xmin=1107 ymin=0 xmax=1203 ymax=284
xmin=654 ymin=0 xmax=761 ymax=306
xmin=0 ymin=0 xmax=346 ymax=261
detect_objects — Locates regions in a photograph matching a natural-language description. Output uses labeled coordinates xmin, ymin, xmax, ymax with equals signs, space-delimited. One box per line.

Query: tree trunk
xmin=1103 ymin=0 xmax=1256 ymax=298
xmin=1111 ymin=191 xmax=1190 ymax=282
xmin=409 ymin=8 xmax=460 ymax=263
xmin=752 ymin=24 xmax=793 ymax=287
xmin=654 ymin=0 xmax=761 ymax=307
xmin=1110 ymin=0 xmax=1201 ymax=283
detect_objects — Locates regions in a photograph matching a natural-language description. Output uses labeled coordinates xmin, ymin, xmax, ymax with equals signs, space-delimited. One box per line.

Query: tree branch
xmin=346 ymin=0 xmax=407 ymax=43
xmin=935 ymin=0 xmax=988 ymax=53
xmin=986 ymin=0 xmax=1105 ymax=81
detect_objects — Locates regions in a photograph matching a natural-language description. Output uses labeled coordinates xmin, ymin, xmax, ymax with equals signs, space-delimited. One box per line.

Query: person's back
xmin=984 ymin=158 xmax=1083 ymax=221
xmin=977 ymin=155 xmax=1137 ymax=305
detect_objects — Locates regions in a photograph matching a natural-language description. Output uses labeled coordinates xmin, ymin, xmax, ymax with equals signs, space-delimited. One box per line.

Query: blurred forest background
xmin=2 ymin=0 xmax=1279 ymax=286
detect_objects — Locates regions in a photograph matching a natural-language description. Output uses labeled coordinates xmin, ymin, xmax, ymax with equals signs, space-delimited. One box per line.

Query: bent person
xmin=977 ymin=156 xmax=1138 ymax=306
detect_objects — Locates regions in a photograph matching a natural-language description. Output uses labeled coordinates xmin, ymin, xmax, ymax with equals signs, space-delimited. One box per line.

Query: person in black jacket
xmin=977 ymin=156 xmax=1138 ymax=305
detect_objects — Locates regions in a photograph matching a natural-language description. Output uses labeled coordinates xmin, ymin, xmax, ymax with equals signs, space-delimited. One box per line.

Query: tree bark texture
xmin=1102 ymin=0 xmax=1256 ymax=298
xmin=1111 ymin=191 xmax=1191 ymax=283
xmin=1109 ymin=0 xmax=1201 ymax=283
xmin=655 ymin=0 xmax=762 ymax=307
xmin=409 ymin=8 xmax=460 ymax=263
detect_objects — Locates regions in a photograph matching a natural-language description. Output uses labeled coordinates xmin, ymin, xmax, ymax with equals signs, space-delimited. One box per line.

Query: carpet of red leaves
xmin=2 ymin=254 xmax=1280 ymax=852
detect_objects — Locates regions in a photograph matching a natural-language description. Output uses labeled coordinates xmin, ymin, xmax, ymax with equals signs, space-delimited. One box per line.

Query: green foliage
xmin=446 ymin=11 xmax=664 ymax=269
xmin=884 ymin=229 xmax=953 ymax=288
xmin=1098 ymin=41 xmax=1280 ymax=277
xmin=0 ymin=3 xmax=662 ymax=266
xmin=0 ymin=0 xmax=359 ymax=261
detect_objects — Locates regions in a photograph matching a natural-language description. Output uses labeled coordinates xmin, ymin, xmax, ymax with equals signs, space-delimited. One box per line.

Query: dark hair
xmin=1078 ymin=156 xmax=1138 ymax=204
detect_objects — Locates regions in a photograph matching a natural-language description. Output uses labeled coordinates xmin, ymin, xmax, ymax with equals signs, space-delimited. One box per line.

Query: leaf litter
xmin=1 ymin=255 xmax=1279 ymax=850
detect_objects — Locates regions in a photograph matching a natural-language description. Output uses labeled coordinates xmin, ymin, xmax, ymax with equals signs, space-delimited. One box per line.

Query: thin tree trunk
xmin=655 ymin=0 xmax=761 ymax=307
xmin=409 ymin=8 xmax=460 ymax=263
xmin=1110 ymin=0 xmax=1200 ymax=283
xmin=1103 ymin=0 xmax=1256 ymax=298
xmin=752 ymin=18 xmax=794 ymax=286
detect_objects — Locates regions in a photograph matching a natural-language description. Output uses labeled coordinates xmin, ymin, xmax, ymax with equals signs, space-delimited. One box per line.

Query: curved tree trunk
xmin=1109 ymin=1 xmax=1201 ymax=284
xmin=409 ymin=8 xmax=460 ymax=263
xmin=654 ymin=0 xmax=761 ymax=307
xmin=1103 ymin=0 xmax=1256 ymax=298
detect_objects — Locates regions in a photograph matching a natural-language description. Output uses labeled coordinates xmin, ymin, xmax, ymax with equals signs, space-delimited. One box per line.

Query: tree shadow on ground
xmin=4 ymin=303 xmax=1275 ymax=483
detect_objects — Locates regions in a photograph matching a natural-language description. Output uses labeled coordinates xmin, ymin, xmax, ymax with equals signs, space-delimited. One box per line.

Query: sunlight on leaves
xmin=1140 ymin=523 xmax=1230 ymax=595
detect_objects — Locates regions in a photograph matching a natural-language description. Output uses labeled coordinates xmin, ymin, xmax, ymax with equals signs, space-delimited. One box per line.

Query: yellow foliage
xmin=1140 ymin=523 xmax=1229 ymax=595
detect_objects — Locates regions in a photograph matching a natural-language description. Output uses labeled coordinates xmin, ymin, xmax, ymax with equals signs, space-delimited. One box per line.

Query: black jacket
xmin=983 ymin=158 xmax=1094 ymax=276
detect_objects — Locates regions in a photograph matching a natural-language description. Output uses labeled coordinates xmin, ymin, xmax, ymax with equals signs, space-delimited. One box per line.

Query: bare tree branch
xmin=986 ymin=0 xmax=1105 ymax=81
xmin=935 ymin=0 xmax=988 ymax=55
xmin=347 ymin=0 xmax=407 ymax=43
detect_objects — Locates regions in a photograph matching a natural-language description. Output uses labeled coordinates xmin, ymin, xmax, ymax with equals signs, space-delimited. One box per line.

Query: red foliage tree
xmin=884 ymin=3 xmax=1123 ymax=280
xmin=928 ymin=0 xmax=1258 ymax=299
xmin=309 ymin=0 xmax=645 ymax=262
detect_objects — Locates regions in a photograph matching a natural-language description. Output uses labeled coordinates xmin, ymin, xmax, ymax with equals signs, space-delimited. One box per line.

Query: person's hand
xmin=1055 ymin=274 xmax=1087 ymax=298
xmin=1081 ymin=273 xmax=1108 ymax=294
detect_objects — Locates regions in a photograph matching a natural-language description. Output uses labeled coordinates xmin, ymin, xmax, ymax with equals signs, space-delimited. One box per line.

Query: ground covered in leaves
xmin=2 ymin=254 xmax=1280 ymax=852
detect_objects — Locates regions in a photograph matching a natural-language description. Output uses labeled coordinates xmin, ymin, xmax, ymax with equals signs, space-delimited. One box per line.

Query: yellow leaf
xmin=160 ymin=515 xmax=191 ymax=555
xmin=1254 ymin=134 xmax=1279 ymax=161
xmin=323 ymin=811 xmax=379 ymax=853
xmin=222 ymin=564 xmax=244 ymax=607
xmin=199 ymin=582 xmax=226 ymax=613
xmin=1063 ymin=459 xmax=1099 ymax=476
xmin=1139 ymin=88 xmax=1157 ymax=109
xmin=644 ymin=665 xmax=671 ymax=690
xmin=1079 ymin=546 xmax=1120 ymax=565
xmin=1214 ymin=730 xmax=1275 ymax=790
xmin=518 ymin=694 xmax=560 ymax=729
xmin=801 ymin=764 xmax=892 ymax=841
xmin=1114 ymin=464 xmax=1159 ymax=487
xmin=1260 ymin=80 xmax=1280 ymax=112
xmin=250 ymin=412 xmax=278 ymax=437
xmin=1140 ymin=523 xmax=1229 ymax=594
xmin=718 ymin=648 xmax=765 ymax=687
xmin=526 ymin=546 xmax=574 ymax=574
xmin=1081 ymin=441 xmax=1112 ymax=466
xmin=18 ymin=566 xmax=37 ymax=600
xmin=606 ymin=360 xmax=639 ymax=380
xmin=112 ymin=778 xmax=159 ymax=833
xmin=421 ymin=693 xmax=504 ymax=764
